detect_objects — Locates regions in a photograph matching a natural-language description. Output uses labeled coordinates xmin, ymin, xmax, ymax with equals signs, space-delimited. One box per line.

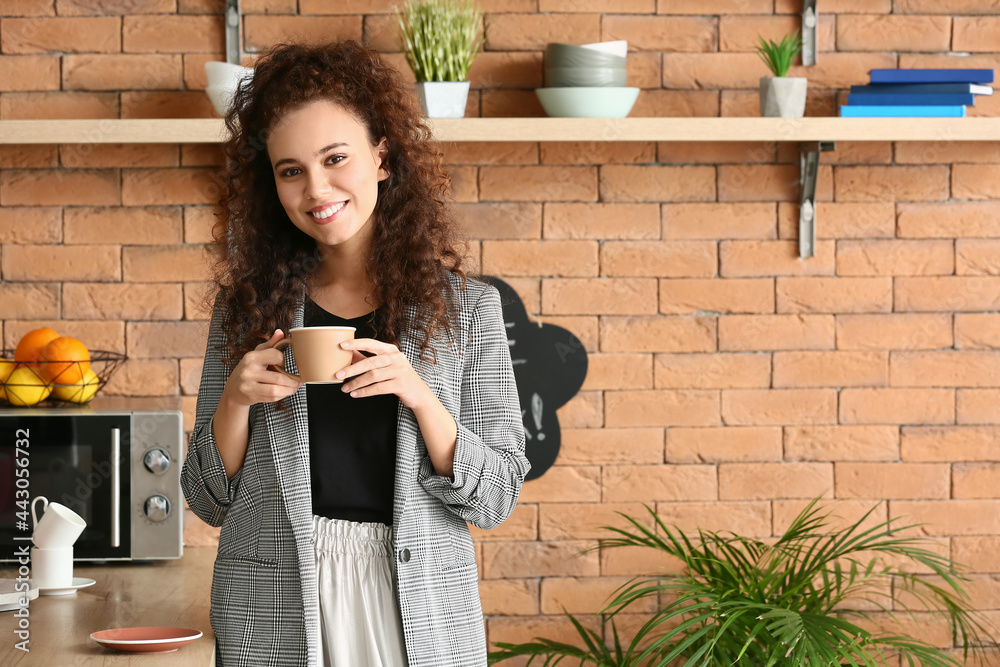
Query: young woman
xmin=181 ymin=41 xmax=530 ymax=667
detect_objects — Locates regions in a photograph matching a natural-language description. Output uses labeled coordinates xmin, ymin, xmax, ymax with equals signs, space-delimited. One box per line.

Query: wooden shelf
xmin=3 ymin=117 xmax=1000 ymax=144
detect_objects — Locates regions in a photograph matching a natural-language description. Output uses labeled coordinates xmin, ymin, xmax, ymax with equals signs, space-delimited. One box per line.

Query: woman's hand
xmin=336 ymin=338 xmax=433 ymax=411
xmin=221 ymin=329 xmax=303 ymax=407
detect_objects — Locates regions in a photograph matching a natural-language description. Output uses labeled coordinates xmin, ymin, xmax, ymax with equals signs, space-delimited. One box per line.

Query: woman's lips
xmin=308 ymin=201 xmax=347 ymax=223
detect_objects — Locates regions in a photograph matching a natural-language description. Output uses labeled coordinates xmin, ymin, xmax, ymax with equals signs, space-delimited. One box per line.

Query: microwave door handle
xmin=111 ymin=427 xmax=120 ymax=548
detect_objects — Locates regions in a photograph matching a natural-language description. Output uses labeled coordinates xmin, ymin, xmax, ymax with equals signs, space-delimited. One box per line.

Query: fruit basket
xmin=0 ymin=350 xmax=127 ymax=406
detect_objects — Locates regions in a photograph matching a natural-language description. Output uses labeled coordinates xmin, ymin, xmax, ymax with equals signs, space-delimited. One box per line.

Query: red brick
xmin=121 ymin=91 xmax=217 ymax=119
xmin=445 ymin=165 xmax=478 ymax=203
xmin=60 ymin=144 xmax=178 ymax=169
xmin=1 ymin=17 xmax=120 ymax=53
xmin=891 ymin=500 xmax=1000 ymax=537
xmin=480 ymin=166 xmax=597 ymax=202
xmin=2 ymin=244 xmax=120 ymax=281
xmin=183 ymin=206 xmax=221 ymax=244
xmin=542 ymin=575 xmax=656 ymax=615
xmin=123 ymin=168 xmax=224 ymax=206
xmin=298 ymin=0 xmax=394 ymax=11
xmin=0 ymin=0 xmax=55 ymax=16
xmin=600 ymin=165 xmax=715 ymax=203
xmin=540 ymin=316 xmax=598 ymax=352
xmin=440 ymin=142 xmax=537 ymax=166
xmin=665 ymin=52 xmax=895 ymax=90
xmin=539 ymin=141 xmax=654 ymax=166
xmin=243 ymin=15 xmax=361 ymax=51
xmin=661 ymin=0 xmax=771 ymax=10
xmin=892 ymin=350 xmax=1000 ymax=388
xmin=840 ymin=388 xmax=955 ymax=425
xmin=895 ymin=141 xmax=1000 ymax=164
xmin=485 ymin=14 xmax=599 ymax=51
xmin=838 ymin=15 xmax=950 ymax=52
xmin=721 ymin=240 xmax=835 ymax=278
xmin=557 ymin=428 xmax=663 ymax=466
xmin=100 ymin=358 xmax=180 ymax=396
xmin=954 ymin=164 xmax=1000 ymax=200
xmin=3 ymin=319 xmax=124 ymax=354
xmin=179 ymin=358 xmax=203 ymax=395
xmin=953 ymin=536 xmax=1000 ymax=571
xmin=483 ymin=539 xmax=599 ymax=579
xmin=953 ymin=464 xmax=1000 ymax=500
xmin=777 ymin=277 xmax=892 ymax=313
xmin=664 ymin=203 xmax=776 ymax=240
xmin=631 ymin=89 xmax=719 ymax=117
xmin=835 ymin=166 xmax=949 ymax=202
xmin=895 ymin=0 xmax=999 ymax=12
xmin=953 ymin=17 xmax=1000 ymax=52
xmin=784 ymin=425 xmax=899 ymax=462
xmin=182 ymin=53 xmax=224 ymax=90
xmin=181 ymin=144 xmax=224 ymax=168
xmin=580 ymin=353 xmax=652 ymax=391
xmin=452 ymin=203 xmax=538 ymax=241
xmin=778 ymin=202 xmax=895 ymax=240
xmin=0 ymin=145 xmax=55 ymax=169
xmin=470 ymin=51 xmax=542 ymax=90
xmin=1 ymin=168 xmax=119 ymax=206
xmin=123 ymin=245 xmax=212 ymax=283
xmin=519 ymin=466 xmax=601 ymax=504
xmin=0 ymin=283 xmax=59 ymax=319
xmin=837 ymin=314 xmax=952 ymax=351
xmin=720 ymin=89 xmax=840 ymax=118
xmin=57 ymin=1 xmax=175 ymax=14
xmin=660 ymin=278 xmax=775 ymax=315
xmin=603 ymin=464 xmax=717 ymax=501
xmin=773 ymin=351 xmax=888 ymax=388
xmin=654 ymin=353 xmax=770 ymax=390
xmin=896 ymin=277 xmax=1000 ymax=312
xmin=956 ymin=314 xmax=1000 ymax=349
xmin=64 ymin=206 xmax=181 ymax=245
xmin=63 ymin=283 xmax=185 ymax=322
xmin=601 ymin=15 xmax=715 ymax=52
xmin=898 ymin=202 xmax=1000 ymax=238
xmin=720 ymin=165 xmax=831 ymax=203
xmin=957 ymin=240 xmax=1000 ymax=276
xmin=772 ymin=498 xmax=890 ymax=538
xmin=600 ymin=316 xmax=715 ymax=353
xmin=720 ymin=15 xmax=835 ymax=53
xmin=791 ymin=141 xmax=893 ymax=166
xmin=540 ymin=0 xmax=652 ymax=10
xmin=486 ymin=616 xmax=602 ymax=653
xmin=719 ymin=314 xmax=835 ymax=351
xmin=127 ymin=321 xmax=208 ymax=359
xmin=478 ymin=578 xmax=538 ymax=616
xmin=836 ymin=240 xmax=954 ymax=277
xmin=720 ymin=462 xmax=834 ymax=500
xmin=606 ymin=389 xmax=719 ymax=427
xmin=482 ymin=240 xmax=597 ymax=277
xmin=0 ymin=207 xmax=61 ymax=244
xmin=722 ymin=389 xmax=837 ymax=426
xmin=626 ymin=51 xmax=661 ymax=89
xmin=63 ymin=54 xmax=182 ymax=91
xmin=667 ymin=426 xmax=781 ymax=463
xmin=599 ymin=543 xmax=684 ymax=577
xmin=902 ymin=426 xmax=1000 ymax=462
xmin=542 ymin=278 xmax=658 ymax=315
xmin=602 ymin=241 xmax=716 ymax=278
xmin=659 ymin=141 xmax=778 ymax=165
xmin=0 ymin=54 xmax=59 ymax=91
xmin=480 ymin=88 xmax=543 ymax=117
xmin=538 ymin=502 xmax=651 ymax=541
xmin=544 ymin=203 xmax=659 ymax=240
xmin=837 ymin=462 xmax=950 ymax=500
xmin=0 ymin=91 xmax=118 ymax=119
xmin=185 ymin=281 xmax=214 ymax=321
xmin=958 ymin=389 xmax=1000 ymax=425
xmin=654 ymin=500 xmax=772 ymax=536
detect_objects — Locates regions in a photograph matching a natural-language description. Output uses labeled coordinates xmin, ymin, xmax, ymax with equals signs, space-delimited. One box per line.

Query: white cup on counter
xmin=31 ymin=546 xmax=74 ymax=589
xmin=31 ymin=496 xmax=86 ymax=548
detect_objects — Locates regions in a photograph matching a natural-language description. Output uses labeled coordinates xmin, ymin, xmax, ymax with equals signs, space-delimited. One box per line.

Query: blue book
xmin=870 ymin=69 xmax=994 ymax=84
xmin=846 ymin=93 xmax=975 ymax=106
xmin=851 ymin=83 xmax=992 ymax=96
xmin=840 ymin=105 xmax=967 ymax=118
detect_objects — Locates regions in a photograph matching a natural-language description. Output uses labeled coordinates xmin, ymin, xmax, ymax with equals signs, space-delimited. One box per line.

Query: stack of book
xmin=839 ymin=68 xmax=994 ymax=118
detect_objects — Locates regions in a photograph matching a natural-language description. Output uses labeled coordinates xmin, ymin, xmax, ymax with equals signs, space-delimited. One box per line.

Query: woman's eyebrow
xmin=273 ymin=142 xmax=349 ymax=169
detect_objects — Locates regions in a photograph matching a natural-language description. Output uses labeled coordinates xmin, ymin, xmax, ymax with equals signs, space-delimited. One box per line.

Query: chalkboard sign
xmin=482 ymin=276 xmax=588 ymax=480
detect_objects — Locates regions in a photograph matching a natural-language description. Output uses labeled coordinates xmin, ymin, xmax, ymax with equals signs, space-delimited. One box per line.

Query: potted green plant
xmin=756 ymin=30 xmax=806 ymax=118
xmin=395 ymin=0 xmax=484 ymax=118
xmin=488 ymin=498 xmax=996 ymax=666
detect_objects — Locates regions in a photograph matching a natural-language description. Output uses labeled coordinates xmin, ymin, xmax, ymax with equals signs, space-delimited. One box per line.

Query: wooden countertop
xmin=1 ymin=547 xmax=216 ymax=665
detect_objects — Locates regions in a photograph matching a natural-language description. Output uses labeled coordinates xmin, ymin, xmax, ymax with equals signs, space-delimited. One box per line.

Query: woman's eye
xmin=326 ymin=155 xmax=344 ymax=164
xmin=280 ymin=167 xmax=301 ymax=177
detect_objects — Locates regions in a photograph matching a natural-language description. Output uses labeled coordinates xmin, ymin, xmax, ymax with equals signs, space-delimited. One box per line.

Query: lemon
xmin=52 ymin=368 xmax=100 ymax=404
xmin=5 ymin=367 xmax=52 ymax=406
xmin=0 ymin=358 xmax=16 ymax=402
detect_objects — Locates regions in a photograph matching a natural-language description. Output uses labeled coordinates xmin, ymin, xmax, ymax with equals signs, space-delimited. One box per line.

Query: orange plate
xmin=90 ymin=627 xmax=203 ymax=653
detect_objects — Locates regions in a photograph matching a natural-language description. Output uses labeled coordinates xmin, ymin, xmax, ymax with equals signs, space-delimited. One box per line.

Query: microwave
xmin=0 ymin=400 xmax=184 ymax=562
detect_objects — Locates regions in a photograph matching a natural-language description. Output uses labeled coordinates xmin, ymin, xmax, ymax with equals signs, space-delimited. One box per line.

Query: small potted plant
xmin=395 ymin=0 xmax=484 ymax=118
xmin=756 ymin=30 xmax=807 ymax=118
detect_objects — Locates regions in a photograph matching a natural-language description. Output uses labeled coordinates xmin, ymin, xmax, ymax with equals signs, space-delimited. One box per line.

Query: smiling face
xmin=266 ymin=99 xmax=388 ymax=256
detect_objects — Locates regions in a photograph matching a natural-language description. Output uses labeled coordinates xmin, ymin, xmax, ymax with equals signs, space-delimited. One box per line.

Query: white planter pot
xmin=415 ymin=81 xmax=471 ymax=118
xmin=759 ymin=76 xmax=808 ymax=118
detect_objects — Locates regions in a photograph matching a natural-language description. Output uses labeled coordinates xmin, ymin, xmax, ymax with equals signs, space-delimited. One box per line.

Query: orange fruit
xmin=39 ymin=336 xmax=91 ymax=384
xmin=52 ymin=368 xmax=100 ymax=404
xmin=0 ymin=358 xmax=15 ymax=402
xmin=5 ymin=367 xmax=51 ymax=407
xmin=14 ymin=328 xmax=60 ymax=368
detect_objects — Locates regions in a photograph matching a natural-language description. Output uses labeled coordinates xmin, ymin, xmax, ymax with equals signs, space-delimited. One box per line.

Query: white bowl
xmin=580 ymin=40 xmax=628 ymax=59
xmin=535 ymin=87 xmax=640 ymax=118
xmin=204 ymin=62 xmax=253 ymax=116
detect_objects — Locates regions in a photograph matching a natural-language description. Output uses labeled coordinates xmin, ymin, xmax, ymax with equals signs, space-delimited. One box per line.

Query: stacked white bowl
xmin=536 ymin=41 xmax=639 ymax=118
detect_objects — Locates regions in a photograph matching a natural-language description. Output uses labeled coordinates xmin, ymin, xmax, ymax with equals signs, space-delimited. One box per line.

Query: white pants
xmin=313 ymin=515 xmax=409 ymax=667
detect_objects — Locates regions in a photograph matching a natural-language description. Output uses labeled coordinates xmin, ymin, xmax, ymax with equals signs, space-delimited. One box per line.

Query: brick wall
xmin=2 ymin=0 xmax=1000 ymax=661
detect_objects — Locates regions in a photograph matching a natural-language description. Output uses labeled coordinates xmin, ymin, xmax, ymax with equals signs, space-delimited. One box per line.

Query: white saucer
xmin=37 ymin=577 xmax=96 ymax=596
xmin=0 ymin=578 xmax=39 ymax=611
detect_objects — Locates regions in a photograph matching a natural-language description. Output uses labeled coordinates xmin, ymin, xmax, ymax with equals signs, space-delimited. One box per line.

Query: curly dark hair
xmin=210 ymin=40 xmax=468 ymax=369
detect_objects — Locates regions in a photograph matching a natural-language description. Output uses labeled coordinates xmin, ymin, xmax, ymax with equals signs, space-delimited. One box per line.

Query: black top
xmin=304 ymin=296 xmax=398 ymax=526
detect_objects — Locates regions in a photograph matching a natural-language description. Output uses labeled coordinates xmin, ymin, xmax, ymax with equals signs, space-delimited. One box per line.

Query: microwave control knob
xmin=144 ymin=448 xmax=170 ymax=475
xmin=144 ymin=495 xmax=170 ymax=522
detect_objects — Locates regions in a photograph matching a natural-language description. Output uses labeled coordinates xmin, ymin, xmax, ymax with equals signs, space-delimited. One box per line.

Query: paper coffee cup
xmin=273 ymin=326 xmax=355 ymax=384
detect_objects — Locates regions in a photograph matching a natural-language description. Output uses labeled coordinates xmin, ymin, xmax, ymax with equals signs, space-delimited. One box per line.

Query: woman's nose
xmin=304 ymin=171 xmax=331 ymax=200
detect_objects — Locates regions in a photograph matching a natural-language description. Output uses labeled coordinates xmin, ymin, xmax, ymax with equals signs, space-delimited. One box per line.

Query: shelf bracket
xmin=798 ymin=140 xmax=834 ymax=259
xmin=225 ymin=0 xmax=242 ymax=65
xmin=802 ymin=0 xmax=818 ymax=66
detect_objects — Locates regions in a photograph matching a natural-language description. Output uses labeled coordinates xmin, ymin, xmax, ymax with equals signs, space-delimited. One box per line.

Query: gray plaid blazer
xmin=181 ymin=274 xmax=530 ymax=666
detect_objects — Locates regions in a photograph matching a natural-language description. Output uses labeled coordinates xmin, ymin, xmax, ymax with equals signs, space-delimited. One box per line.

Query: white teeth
xmin=310 ymin=202 xmax=345 ymax=219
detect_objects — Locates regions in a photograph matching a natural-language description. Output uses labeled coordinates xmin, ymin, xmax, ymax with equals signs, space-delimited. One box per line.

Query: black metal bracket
xmin=225 ymin=0 xmax=242 ymax=65
xmin=798 ymin=140 xmax=835 ymax=258
xmin=802 ymin=0 xmax=818 ymax=66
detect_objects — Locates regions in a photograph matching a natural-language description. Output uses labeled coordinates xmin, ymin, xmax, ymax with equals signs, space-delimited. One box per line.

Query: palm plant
xmin=488 ymin=499 xmax=997 ymax=666
xmin=395 ymin=0 xmax=484 ymax=82
xmin=756 ymin=31 xmax=802 ymax=78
